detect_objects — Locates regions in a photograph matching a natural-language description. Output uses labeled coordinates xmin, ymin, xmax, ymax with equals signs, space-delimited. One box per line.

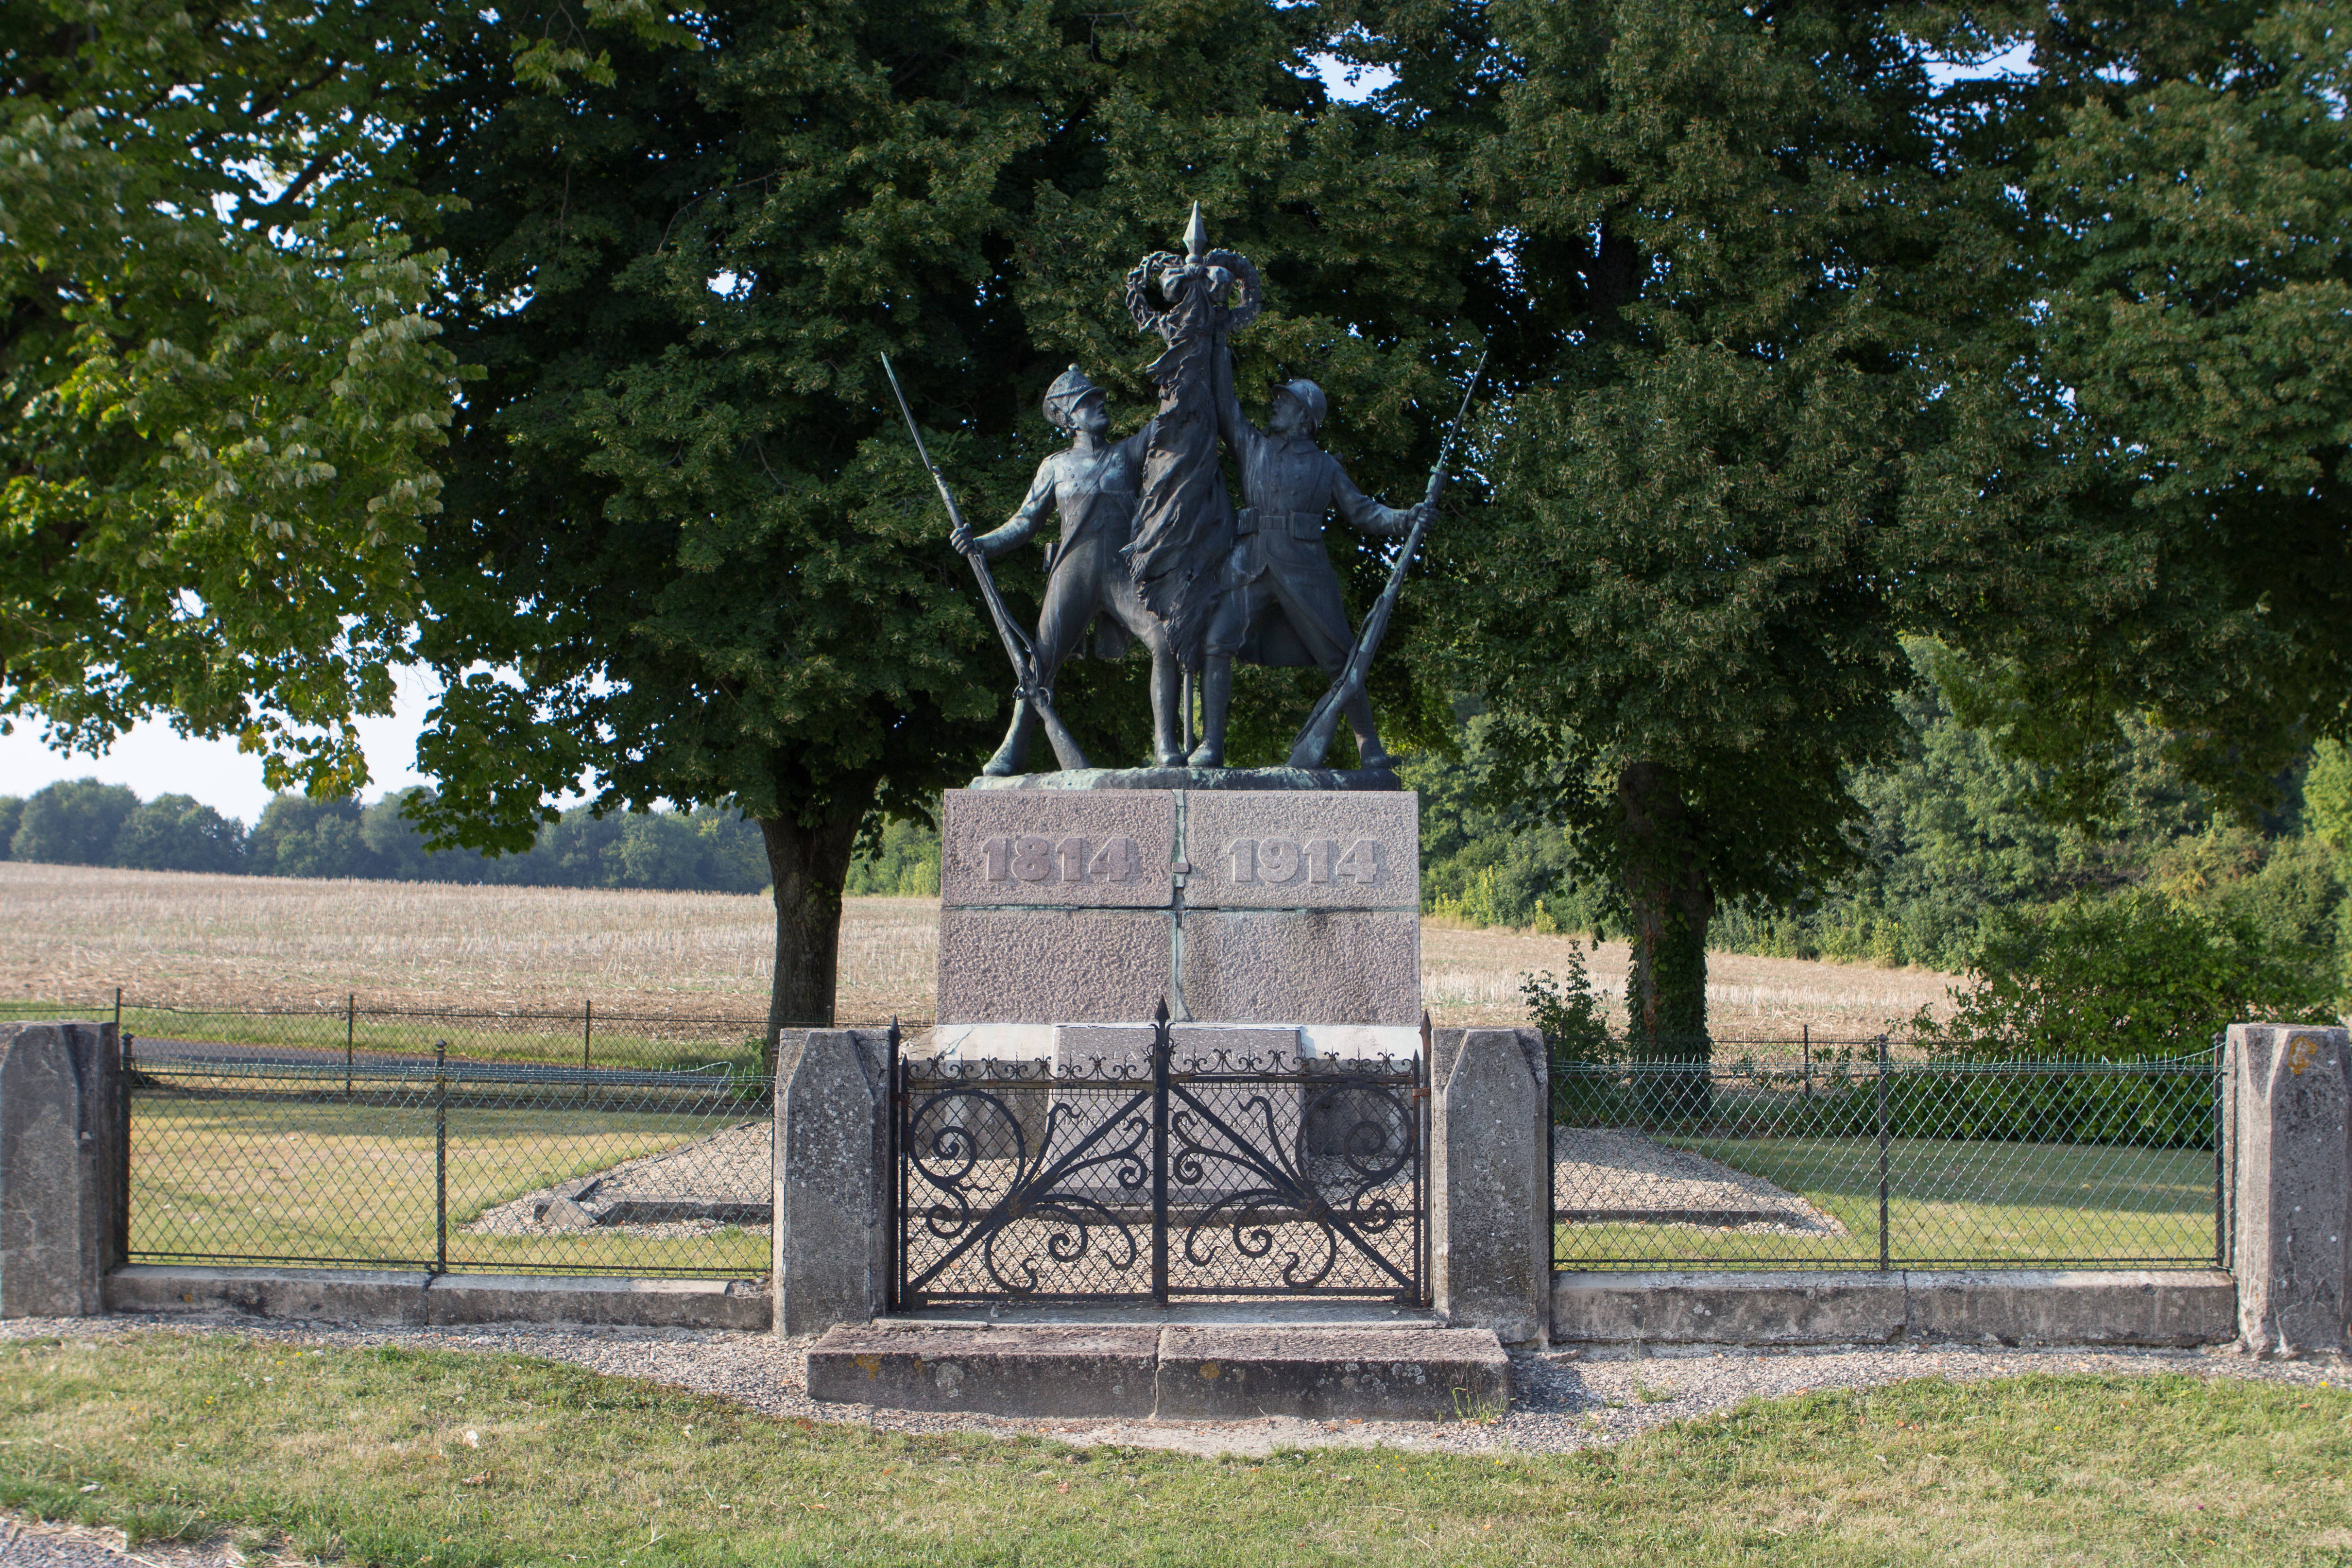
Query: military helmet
xmin=1273 ymin=377 xmax=1327 ymax=432
xmin=1043 ymin=364 xmax=1102 ymax=429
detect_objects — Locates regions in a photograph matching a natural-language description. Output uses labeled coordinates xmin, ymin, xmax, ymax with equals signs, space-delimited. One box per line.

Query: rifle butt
xmin=1284 ymin=693 xmax=1347 ymax=771
xmin=1038 ymin=699 xmax=1091 ymax=772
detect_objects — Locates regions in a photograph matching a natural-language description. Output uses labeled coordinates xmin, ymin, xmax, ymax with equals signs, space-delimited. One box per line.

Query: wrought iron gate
xmin=890 ymin=1012 xmax=1427 ymax=1306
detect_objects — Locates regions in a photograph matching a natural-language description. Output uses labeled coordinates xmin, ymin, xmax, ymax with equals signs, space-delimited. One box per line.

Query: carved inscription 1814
xmin=977 ymin=835 xmax=1144 ymax=886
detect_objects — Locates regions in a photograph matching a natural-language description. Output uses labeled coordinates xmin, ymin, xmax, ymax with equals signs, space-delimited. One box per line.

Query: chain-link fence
xmin=79 ymin=1000 xmax=776 ymax=1278
xmin=1551 ymin=1037 xmax=2224 ymax=1271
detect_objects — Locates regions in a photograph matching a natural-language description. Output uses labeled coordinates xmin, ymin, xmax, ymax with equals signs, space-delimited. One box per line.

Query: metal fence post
xmin=1422 ymin=1010 xmax=1437 ymax=1304
xmin=114 ymin=987 xmax=132 ymax=1267
xmin=435 ymin=1038 xmax=448 ymax=1276
xmin=1875 ymin=1034 xmax=1891 ymax=1271
xmin=885 ymin=1018 xmax=902 ymax=1312
xmin=1150 ymin=999 xmax=1170 ymax=1308
xmin=346 ymin=993 xmax=356 ymax=1101
xmin=2213 ymin=1031 xmax=2228 ymax=1270
xmin=1802 ymin=1024 xmax=1811 ymax=1098
xmin=583 ymin=1000 xmax=593 ymax=1072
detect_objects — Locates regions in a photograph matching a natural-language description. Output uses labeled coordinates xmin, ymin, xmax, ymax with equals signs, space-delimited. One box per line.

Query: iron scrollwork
xmin=893 ymin=1010 xmax=1426 ymax=1306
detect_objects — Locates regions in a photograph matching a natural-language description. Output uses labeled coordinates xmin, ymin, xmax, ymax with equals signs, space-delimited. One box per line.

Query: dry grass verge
xmin=0 ymin=863 xmax=1954 ymax=1036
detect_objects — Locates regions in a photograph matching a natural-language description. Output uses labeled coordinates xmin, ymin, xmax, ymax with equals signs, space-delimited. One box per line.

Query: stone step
xmin=806 ymin=1322 xmax=1509 ymax=1422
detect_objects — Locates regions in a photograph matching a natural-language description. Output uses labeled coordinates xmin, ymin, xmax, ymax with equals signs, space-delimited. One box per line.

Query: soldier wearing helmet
xmin=952 ymin=366 xmax=1184 ymax=774
xmin=1192 ymin=353 xmax=1431 ymax=768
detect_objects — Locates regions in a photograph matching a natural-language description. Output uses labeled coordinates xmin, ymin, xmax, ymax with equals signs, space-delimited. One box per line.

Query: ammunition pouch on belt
xmin=1287 ymin=509 xmax=1323 ymax=540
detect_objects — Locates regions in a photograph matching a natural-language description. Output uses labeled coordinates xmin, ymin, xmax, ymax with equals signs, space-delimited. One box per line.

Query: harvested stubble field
xmin=0 ymin=862 xmax=1955 ymax=1035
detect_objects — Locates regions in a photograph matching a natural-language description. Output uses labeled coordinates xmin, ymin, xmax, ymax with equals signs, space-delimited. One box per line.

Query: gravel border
xmin=5 ymin=1312 xmax=2342 ymax=1464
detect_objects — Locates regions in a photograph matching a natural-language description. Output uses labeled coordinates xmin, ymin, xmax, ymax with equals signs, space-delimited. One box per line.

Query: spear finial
xmin=1184 ymin=201 xmax=1208 ymax=261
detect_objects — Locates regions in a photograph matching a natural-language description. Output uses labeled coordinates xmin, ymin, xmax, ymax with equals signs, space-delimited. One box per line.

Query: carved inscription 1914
xmin=977 ymin=835 xmax=1143 ymax=886
xmin=1228 ymin=838 xmax=1382 ymax=886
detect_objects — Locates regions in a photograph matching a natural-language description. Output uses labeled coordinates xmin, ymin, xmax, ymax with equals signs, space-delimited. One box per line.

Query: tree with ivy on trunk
xmin=401 ymin=0 xmax=1470 ymax=1063
xmin=1369 ymin=0 xmax=2009 ymax=1095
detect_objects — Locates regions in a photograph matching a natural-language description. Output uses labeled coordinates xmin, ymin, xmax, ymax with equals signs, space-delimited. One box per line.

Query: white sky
xmin=0 ymin=666 xmax=443 ymax=822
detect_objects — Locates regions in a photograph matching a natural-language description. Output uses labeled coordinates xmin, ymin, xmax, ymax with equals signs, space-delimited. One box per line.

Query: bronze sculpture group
xmin=887 ymin=205 xmax=1478 ymax=780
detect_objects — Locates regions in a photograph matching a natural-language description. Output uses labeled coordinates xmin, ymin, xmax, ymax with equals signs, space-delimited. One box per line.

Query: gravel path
xmin=0 ymin=1516 xmax=242 ymax=1568
xmin=1554 ymin=1128 xmax=1840 ymax=1234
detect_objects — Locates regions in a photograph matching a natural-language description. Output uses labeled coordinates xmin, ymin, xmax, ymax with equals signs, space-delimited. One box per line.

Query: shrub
xmin=1910 ymin=891 xmax=2335 ymax=1060
xmin=1524 ymin=945 xmax=1622 ymax=1120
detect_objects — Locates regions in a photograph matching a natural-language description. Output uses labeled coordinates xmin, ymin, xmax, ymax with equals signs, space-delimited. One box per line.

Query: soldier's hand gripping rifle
xmin=1286 ymin=351 xmax=1488 ymax=771
xmin=880 ymin=353 xmax=1090 ymax=772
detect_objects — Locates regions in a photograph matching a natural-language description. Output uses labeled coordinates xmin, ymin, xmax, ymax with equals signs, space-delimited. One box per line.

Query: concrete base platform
xmin=807 ymin=1322 xmax=1509 ymax=1422
xmin=1153 ymin=1326 xmax=1507 ymax=1422
xmin=103 ymin=1265 xmax=769 ymax=1330
xmin=1552 ymin=1269 xmax=2238 ymax=1347
xmin=807 ymin=1326 xmax=1161 ymax=1416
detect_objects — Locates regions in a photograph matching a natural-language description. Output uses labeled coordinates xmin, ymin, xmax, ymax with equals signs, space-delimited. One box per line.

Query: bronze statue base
xmin=966 ymin=764 xmax=1400 ymax=792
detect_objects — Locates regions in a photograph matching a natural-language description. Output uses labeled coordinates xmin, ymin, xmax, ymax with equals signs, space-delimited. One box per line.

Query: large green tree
xmin=404 ymin=0 xmax=1469 ymax=1051
xmin=1372 ymin=0 xmax=2009 ymax=1060
xmin=1925 ymin=0 xmax=2352 ymax=817
xmin=1 ymin=0 xmax=464 ymax=793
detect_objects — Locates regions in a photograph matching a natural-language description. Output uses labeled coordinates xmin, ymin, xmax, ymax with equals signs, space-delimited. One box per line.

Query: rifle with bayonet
xmin=1285 ymin=351 xmax=1488 ymax=771
xmin=879 ymin=352 xmax=1090 ymax=772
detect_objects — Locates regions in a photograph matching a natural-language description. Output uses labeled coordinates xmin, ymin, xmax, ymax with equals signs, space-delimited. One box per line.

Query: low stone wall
xmin=103 ymin=1265 xmax=769 ymax=1329
xmin=1552 ymin=1269 xmax=2238 ymax=1348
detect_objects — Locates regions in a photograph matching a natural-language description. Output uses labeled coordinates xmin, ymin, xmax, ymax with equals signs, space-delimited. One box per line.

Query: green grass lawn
xmin=132 ymin=1096 xmax=767 ymax=1277
xmin=4 ymin=1334 xmax=2349 ymax=1565
xmin=1557 ymin=1134 xmax=2220 ymax=1269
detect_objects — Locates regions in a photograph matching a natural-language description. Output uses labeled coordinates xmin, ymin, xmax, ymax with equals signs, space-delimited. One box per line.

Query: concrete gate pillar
xmin=1432 ymin=1027 xmax=1549 ymax=1345
xmin=2228 ymin=1023 xmax=2350 ymax=1356
xmin=773 ymin=1029 xmax=890 ymax=1337
xmin=0 ymin=1021 xmax=126 ymax=1319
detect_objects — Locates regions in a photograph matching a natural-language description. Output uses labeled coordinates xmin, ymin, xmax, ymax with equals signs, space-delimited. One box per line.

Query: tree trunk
xmin=1619 ymin=761 xmax=1715 ymax=1119
xmin=757 ymin=784 xmax=874 ymax=1074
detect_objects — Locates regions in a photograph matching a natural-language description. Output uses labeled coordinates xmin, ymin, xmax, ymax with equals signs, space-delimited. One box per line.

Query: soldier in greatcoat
xmin=1192 ymin=350 xmax=1431 ymax=769
xmin=952 ymin=366 xmax=1185 ymax=775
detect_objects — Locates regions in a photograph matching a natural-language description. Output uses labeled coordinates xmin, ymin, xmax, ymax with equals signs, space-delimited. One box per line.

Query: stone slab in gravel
xmin=7 ymin=1312 xmax=2344 ymax=1461
xmin=1554 ymin=1128 xmax=1842 ymax=1234
xmin=468 ymin=1120 xmax=771 ymax=1240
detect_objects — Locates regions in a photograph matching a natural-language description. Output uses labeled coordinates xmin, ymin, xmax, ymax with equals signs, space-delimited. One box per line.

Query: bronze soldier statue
xmin=952 ymin=366 xmax=1185 ymax=775
xmin=1193 ymin=347 xmax=1431 ymax=769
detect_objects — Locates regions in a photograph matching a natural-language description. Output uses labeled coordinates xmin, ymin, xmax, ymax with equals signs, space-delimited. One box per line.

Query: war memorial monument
xmin=771 ymin=208 xmax=1543 ymax=1419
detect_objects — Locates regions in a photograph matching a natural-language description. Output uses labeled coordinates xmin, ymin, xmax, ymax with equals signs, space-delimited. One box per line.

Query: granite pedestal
xmin=933 ymin=786 xmax=1420 ymax=1048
